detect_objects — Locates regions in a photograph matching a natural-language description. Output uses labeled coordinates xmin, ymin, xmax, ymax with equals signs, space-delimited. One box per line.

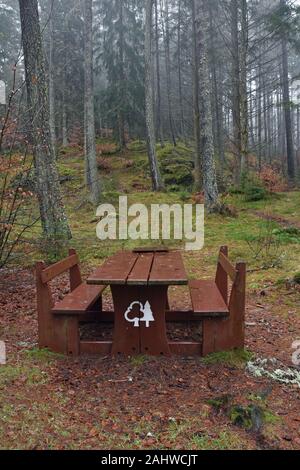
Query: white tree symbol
xmin=142 ymin=301 xmax=154 ymax=327
xmin=124 ymin=301 xmax=154 ymax=327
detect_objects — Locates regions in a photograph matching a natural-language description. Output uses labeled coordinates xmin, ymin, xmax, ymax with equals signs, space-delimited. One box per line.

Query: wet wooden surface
xmin=87 ymin=250 xmax=188 ymax=286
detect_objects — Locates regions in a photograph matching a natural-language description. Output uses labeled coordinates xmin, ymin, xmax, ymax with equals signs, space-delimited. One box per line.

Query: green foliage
xmin=272 ymin=227 xmax=300 ymax=244
xmin=229 ymin=172 xmax=268 ymax=202
xmin=293 ymin=272 xmax=300 ymax=284
xmin=240 ymin=172 xmax=268 ymax=202
xmin=95 ymin=0 xmax=145 ymax=142
xmin=244 ymin=186 xmax=267 ymax=202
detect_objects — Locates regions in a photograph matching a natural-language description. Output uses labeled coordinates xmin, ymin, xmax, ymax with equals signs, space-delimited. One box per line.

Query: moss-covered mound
xmin=157 ymin=143 xmax=194 ymax=190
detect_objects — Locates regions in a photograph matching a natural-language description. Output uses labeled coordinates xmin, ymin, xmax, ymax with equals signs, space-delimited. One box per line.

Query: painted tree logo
xmin=124 ymin=301 xmax=154 ymax=328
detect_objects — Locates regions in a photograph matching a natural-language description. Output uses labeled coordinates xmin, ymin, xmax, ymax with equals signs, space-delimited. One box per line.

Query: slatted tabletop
xmin=87 ymin=250 xmax=188 ymax=286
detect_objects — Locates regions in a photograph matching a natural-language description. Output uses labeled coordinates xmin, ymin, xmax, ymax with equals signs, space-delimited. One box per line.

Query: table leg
xmin=110 ymin=285 xmax=170 ymax=356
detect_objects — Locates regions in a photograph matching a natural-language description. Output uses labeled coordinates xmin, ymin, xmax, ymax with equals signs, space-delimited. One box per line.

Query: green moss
xmin=201 ymin=349 xmax=254 ymax=368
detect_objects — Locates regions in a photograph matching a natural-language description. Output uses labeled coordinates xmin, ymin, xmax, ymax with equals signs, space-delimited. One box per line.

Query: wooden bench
xmin=36 ymin=249 xmax=106 ymax=356
xmin=189 ymin=246 xmax=246 ymax=356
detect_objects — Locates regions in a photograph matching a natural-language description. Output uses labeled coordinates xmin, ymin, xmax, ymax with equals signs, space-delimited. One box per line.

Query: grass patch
xmin=201 ymin=349 xmax=254 ymax=368
xmin=0 ymin=364 xmax=48 ymax=388
xmin=191 ymin=430 xmax=247 ymax=450
xmin=22 ymin=348 xmax=64 ymax=362
xmin=130 ymin=355 xmax=149 ymax=367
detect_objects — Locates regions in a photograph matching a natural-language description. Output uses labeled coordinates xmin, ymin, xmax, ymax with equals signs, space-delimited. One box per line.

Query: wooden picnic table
xmin=87 ymin=249 xmax=188 ymax=356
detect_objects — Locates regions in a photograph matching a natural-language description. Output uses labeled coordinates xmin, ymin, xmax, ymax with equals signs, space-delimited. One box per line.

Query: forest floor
xmin=0 ymin=140 xmax=300 ymax=450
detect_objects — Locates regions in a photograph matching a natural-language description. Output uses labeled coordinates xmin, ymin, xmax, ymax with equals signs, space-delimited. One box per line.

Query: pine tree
xmin=95 ymin=0 xmax=145 ymax=147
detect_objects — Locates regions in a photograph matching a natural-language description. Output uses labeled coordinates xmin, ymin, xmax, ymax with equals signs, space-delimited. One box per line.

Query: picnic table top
xmin=87 ymin=249 xmax=188 ymax=286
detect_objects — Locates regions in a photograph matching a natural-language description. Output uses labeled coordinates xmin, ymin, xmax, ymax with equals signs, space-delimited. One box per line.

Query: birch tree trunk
xmin=195 ymin=0 xmax=219 ymax=212
xmin=19 ymin=0 xmax=71 ymax=242
xmin=83 ymin=0 xmax=101 ymax=204
xmin=145 ymin=0 xmax=163 ymax=191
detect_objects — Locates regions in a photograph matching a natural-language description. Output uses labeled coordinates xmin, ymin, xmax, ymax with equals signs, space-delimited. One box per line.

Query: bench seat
xmin=52 ymin=283 xmax=106 ymax=315
xmin=189 ymin=280 xmax=229 ymax=317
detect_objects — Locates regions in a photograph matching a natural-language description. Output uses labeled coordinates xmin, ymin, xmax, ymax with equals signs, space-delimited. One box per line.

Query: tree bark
xmin=83 ymin=0 xmax=101 ymax=204
xmin=49 ymin=5 xmax=56 ymax=153
xmin=208 ymin=0 xmax=225 ymax=167
xmin=195 ymin=0 xmax=219 ymax=211
xmin=19 ymin=0 xmax=71 ymax=242
xmin=162 ymin=0 xmax=176 ymax=146
xmin=192 ymin=0 xmax=201 ymax=190
xmin=231 ymin=0 xmax=241 ymax=184
xmin=240 ymin=0 xmax=248 ymax=175
xmin=118 ymin=1 xmax=126 ymax=149
xmin=177 ymin=0 xmax=185 ymax=139
xmin=145 ymin=0 xmax=163 ymax=191
xmin=155 ymin=0 xmax=164 ymax=147
xmin=280 ymin=0 xmax=295 ymax=182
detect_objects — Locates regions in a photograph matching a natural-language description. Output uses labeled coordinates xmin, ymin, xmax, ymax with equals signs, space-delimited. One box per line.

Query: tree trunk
xmin=118 ymin=1 xmax=126 ymax=149
xmin=162 ymin=0 xmax=176 ymax=146
xmin=195 ymin=0 xmax=219 ymax=211
xmin=155 ymin=0 xmax=164 ymax=147
xmin=192 ymin=0 xmax=201 ymax=190
xmin=145 ymin=0 xmax=163 ymax=191
xmin=177 ymin=0 xmax=185 ymax=139
xmin=240 ymin=0 xmax=248 ymax=175
xmin=19 ymin=0 xmax=71 ymax=242
xmin=231 ymin=0 xmax=241 ymax=184
xmin=208 ymin=0 xmax=225 ymax=167
xmin=49 ymin=6 xmax=56 ymax=152
xmin=83 ymin=0 xmax=101 ymax=204
xmin=280 ymin=0 xmax=295 ymax=182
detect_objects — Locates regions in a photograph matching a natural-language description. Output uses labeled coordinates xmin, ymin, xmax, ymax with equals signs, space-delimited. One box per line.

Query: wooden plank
xmin=87 ymin=251 xmax=138 ymax=285
xmin=189 ymin=280 xmax=229 ymax=315
xmin=41 ymin=254 xmax=79 ymax=284
xmin=133 ymin=246 xmax=169 ymax=253
xmin=148 ymin=251 xmax=188 ymax=285
xmin=52 ymin=283 xmax=106 ymax=314
xmin=80 ymin=341 xmax=202 ymax=356
xmin=218 ymin=252 xmax=237 ymax=282
xmin=80 ymin=341 xmax=112 ymax=355
xmin=169 ymin=341 xmax=202 ymax=356
xmin=127 ymin=253 xmax=154 ymax=285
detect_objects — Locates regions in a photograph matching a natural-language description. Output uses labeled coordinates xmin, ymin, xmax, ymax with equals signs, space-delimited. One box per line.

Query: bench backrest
xmin=36 ymin=248 xmax=82 ymax=292
xmin=215 ymin=246 xmax=245 ymax=307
